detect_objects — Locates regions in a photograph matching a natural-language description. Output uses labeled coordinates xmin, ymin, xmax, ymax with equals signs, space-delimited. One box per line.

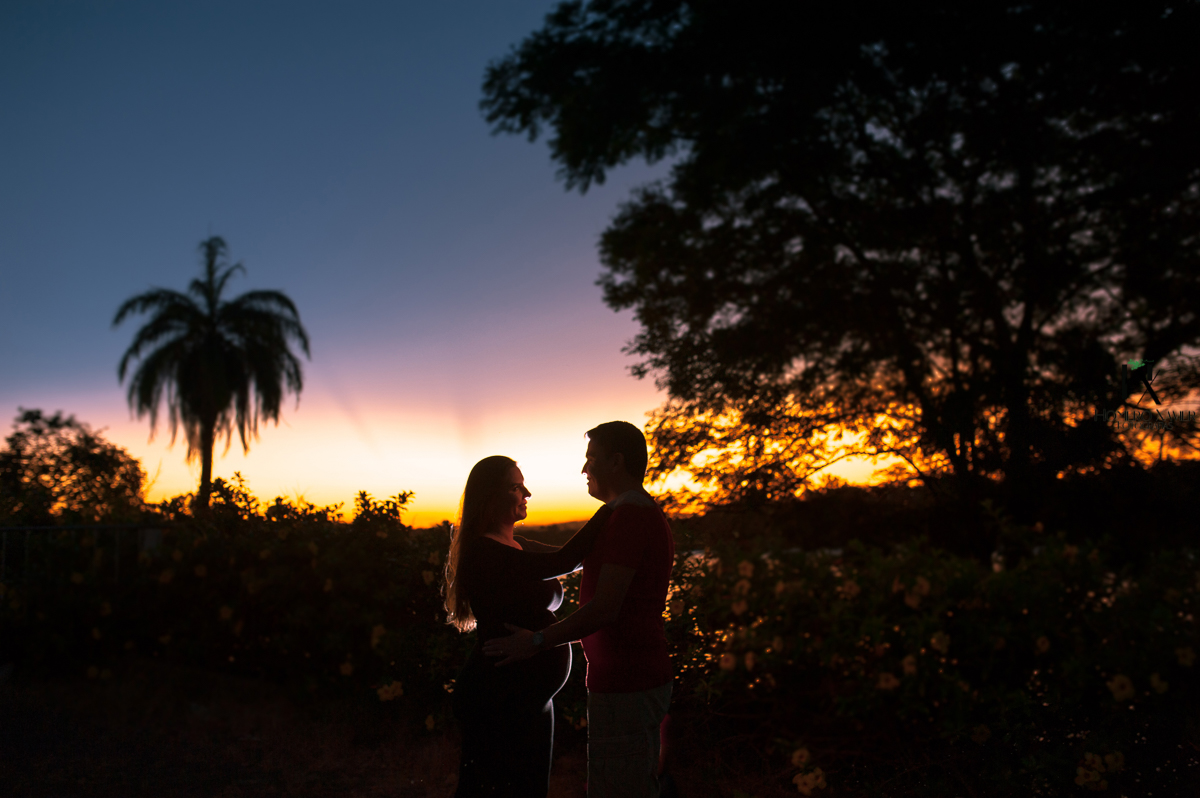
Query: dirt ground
xmin=0 ymin=659 xmax=589 ymax=798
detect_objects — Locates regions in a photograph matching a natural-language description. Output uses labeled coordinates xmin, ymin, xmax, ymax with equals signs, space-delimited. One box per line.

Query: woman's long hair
xmin=442 ymin=455 xmax=518 ymax=632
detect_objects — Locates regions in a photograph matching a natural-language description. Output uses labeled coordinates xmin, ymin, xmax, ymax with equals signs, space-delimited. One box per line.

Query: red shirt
xmin=580 ymin=493 xmax=674 ymax=693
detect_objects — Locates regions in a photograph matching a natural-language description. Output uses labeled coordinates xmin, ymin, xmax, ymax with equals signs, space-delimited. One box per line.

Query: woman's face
xmin=502 ymin=466 xmax=531 ymax=525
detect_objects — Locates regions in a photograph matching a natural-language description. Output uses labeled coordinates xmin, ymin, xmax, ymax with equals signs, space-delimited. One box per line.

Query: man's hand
xmin=482 ymin=623 xmax=538 ymax=667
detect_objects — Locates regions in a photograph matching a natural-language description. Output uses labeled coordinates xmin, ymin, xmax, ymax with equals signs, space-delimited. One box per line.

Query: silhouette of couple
xmin=443 ymin=421 xmax=676 ymax=798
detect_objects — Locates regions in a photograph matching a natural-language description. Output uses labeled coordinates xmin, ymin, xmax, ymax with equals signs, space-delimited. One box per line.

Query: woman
xmin=443 ymin=455 xmax=612 ymax=797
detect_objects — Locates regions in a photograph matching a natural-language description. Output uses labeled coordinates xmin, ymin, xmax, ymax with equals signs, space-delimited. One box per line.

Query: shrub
xmin=3 ymin=474 xmax=1196 ymax=794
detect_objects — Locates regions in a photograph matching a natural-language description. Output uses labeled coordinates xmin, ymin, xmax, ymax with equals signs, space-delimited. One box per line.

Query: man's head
xmin=582 ymin=421 xmax=647 ymax=502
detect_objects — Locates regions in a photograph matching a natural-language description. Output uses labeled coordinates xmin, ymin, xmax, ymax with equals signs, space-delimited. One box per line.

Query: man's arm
xmin=482 ymin=562 xmax=636 ymax=666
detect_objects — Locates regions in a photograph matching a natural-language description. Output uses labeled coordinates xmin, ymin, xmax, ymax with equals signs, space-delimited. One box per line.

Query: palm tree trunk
xmin=196 ymin=419 xmax=216 ymax=511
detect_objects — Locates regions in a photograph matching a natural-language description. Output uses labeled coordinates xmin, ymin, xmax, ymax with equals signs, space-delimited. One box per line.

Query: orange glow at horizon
xmin=85 ymin=390 xmax=909 ymax=528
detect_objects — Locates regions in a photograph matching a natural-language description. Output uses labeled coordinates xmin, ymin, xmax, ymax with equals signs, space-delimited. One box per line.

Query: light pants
xmin=587 ymin=681 xmax=673 ymax=798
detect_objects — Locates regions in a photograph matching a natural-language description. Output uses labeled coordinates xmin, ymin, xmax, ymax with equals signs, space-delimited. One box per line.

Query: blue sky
xmin=0 ymin=1 xmax=884 ymax=524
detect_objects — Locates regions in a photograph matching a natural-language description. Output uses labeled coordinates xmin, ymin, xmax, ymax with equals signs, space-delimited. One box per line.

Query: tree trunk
xmin=195 ymin=419 xmax=216 ymax=511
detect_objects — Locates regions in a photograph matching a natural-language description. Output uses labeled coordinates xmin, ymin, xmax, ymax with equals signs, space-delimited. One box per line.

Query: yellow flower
xmin=733 ymin=578 xmax=752 ymax=596
xmin=1035 ymin=635 xmax=1050 ymax=654
xmin=1177 ymin=646 xmax=1195 ymax=667
xmin=71 ymin=573 xmax=85 ymax=585
xmin=99 ymin=601 xmax=111 ymax=617
xmin=340 ymin=660 xmax=354 ymax=676
xmin=219 ymin=606 xmax=233 ymax=620
xmin=1103 ymin=751 xmax=1124 ymax=772
xmin=930 ymin=632 xmax=950 ymax=654
xmin=158 ymin=569 xmax=174 ymax=585
xmin=902 ymin=655 xmax=917 ymax=676
xmin=194 ymin=564 xmax=207 ymax=578
xmin=971 ymin=725 xmax=990 ymax=744
xmin=371 ymin=624 xmax=386 ymax=649
xmin=425 ymin=714 xmax=436 ymax=731
xmin=731 ymin=599 xmax=749 ymax=616
xmin=428 ymin=550 xmax=441 ymax=565
xmin=738 ymin=560 xmax=754 ymax=578
xmin=719 ymin=653 xmax=737 ymax=671
xmin=792 ymin=767 xmax=826 ymax=795
xmin=172 ymin=549 xmax=183 ymax=562
xmin=377 ymin=681 xmax=403 ymax=701
xmin=744 ymin=652 xmax=757 ymax=671
xmin=791 ymin=747 xmax=810 ymax=767
xmin=1149 ymin=673 xmax=1168 ymax=694
xmin=324 ymin=578 xmax=333 ymax=592
xmin=876 ymin=672 xmax=900 ymax=690
xmin=670 ymin=598 xmax=685 ymax=616
xmin=1106 ymin=674 xmax=1134 ymax=702
xmin=838 ymin=580 xmax=860 ymax=600
xmin=422 ymin=570 xmax=435 ymax=586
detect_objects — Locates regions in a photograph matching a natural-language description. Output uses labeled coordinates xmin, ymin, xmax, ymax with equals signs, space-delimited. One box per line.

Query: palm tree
xmin=113 ymin=236 xmax=311 ymax=510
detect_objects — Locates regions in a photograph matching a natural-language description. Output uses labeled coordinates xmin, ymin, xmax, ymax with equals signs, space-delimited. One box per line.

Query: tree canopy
xmin=0 ymin=409 xmax=146 ymax=525
xmin=483 ymin=0 xmax=1200 ymax=514
xmin=113 ymin=237 xmax=310 ymax=510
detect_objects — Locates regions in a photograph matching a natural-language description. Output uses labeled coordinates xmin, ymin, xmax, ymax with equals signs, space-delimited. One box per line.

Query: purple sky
xmin=0 ymin=1 xmax=886 ymax=525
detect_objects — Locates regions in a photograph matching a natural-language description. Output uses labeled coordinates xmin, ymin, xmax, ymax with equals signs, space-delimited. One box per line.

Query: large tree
xmin=0 ymin=409 xmax=146 ymax=525
xmin=114 ymin=237 xmax=311 ymax=510
xmin=482 ymin=0 xmax=1200 ymax=517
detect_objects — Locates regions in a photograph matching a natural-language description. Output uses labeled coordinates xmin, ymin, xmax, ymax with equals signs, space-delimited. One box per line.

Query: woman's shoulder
xmin=478 ymin=534 xmax=524 ymax=551
xmin=513 ymin=535 xmax=557 ymax=553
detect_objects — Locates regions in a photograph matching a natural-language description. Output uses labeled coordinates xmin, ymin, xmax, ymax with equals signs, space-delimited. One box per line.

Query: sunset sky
xmin=1 ymin=1 xmax=896 ymax=527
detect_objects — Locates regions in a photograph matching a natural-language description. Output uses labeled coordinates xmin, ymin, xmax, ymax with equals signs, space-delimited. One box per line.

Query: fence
xmin=0 ymin=524 xmax=170 ymax=586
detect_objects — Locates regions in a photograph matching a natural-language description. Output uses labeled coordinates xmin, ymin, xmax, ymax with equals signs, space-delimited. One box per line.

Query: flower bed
xmin=3 ymin=476 xmax=1196 ymax=795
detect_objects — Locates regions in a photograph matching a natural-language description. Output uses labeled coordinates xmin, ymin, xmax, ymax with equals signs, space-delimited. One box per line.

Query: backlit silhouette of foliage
xmin=482 ymin=0 xmax=1200 ymax=515
xmin=0 ymin=409 xmax=145 ymax=525
xmin=113 ymin=237 xmax=310 ymax=509
xmin=2 ymin=471 xmax=1195 ymax=795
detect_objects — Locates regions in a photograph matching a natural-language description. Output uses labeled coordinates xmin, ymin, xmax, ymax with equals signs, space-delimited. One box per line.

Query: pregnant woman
xmin=443 ymin=455 xmax=612 ymax=797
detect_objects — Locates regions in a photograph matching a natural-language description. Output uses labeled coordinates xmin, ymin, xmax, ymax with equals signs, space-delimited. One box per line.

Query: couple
xmin=442 ymin=421 xmax=675 ymax=798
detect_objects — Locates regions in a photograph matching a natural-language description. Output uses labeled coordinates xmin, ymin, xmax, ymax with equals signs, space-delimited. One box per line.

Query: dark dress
xmin=453 ymin=507 xmax=610 ymax=798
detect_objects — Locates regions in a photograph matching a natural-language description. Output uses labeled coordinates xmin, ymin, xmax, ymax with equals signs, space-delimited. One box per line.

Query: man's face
xmin=582 ymin=440 xmax=617 ymax=501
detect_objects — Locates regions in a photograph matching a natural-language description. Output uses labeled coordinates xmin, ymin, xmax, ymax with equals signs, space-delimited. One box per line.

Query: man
xmin=482 ymin=421 xmax=675 ymax=797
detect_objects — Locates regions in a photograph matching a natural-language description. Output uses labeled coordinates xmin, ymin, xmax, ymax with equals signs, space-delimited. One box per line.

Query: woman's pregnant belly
xmin=456 ymin=638 xmax=572 ymax=713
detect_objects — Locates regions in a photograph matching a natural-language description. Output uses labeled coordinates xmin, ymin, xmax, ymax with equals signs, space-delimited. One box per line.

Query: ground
xmin=0 ymin=659 xmax=589 ymax=798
